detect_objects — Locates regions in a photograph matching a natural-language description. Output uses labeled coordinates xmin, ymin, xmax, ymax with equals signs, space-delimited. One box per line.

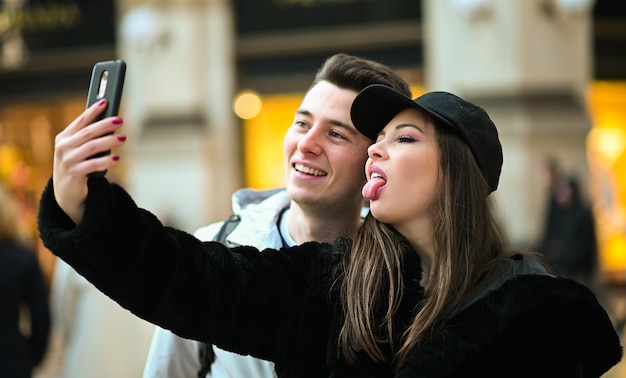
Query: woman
xmin=38 ymin=84 xmax=622 ymax=377
xmin=0 ymin=182 xmax=50 ymax=378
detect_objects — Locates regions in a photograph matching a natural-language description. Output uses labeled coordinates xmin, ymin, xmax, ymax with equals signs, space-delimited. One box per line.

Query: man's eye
xmin=329 ymin=131 xmax=347 ymax=140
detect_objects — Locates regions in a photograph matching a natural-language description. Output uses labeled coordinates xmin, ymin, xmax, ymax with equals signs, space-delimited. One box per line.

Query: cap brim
xmin=351 ymin=85 xmax=418 ymax=141
xmin=351 ymin=84 xmax=461 ymax=142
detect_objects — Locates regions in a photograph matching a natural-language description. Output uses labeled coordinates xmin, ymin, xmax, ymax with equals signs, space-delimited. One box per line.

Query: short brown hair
xmin=311 ymin=53 xmax=411 ymax=97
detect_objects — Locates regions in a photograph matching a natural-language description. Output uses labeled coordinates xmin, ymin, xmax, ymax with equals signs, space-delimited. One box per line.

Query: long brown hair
xmin=337 ymin=119 xmax=518 ymax=369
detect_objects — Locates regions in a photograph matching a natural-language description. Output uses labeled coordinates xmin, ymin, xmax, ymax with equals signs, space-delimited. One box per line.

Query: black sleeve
xmin=37 ymin=177 xmax=333 ymax=361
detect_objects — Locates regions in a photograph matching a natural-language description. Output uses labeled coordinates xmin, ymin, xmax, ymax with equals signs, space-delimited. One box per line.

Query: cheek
xmin=283 ymin=132 xmax=297 ymax=156
xmin=401 ymin=156 xmax=439 ymax=201
xmin=334 ymin=150 xmax=368 ymax=180
xmin=421 ymin=164 xmax=442 ymax=210
xmin=421 ymin=157 xmax=440 ymax=194
xmin=283 ymin=134 xmax=298 ymax=177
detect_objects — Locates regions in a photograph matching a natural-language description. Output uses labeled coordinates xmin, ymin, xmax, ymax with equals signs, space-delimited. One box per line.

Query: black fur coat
xmin=38 ymin=178 xmax=622 ymax=377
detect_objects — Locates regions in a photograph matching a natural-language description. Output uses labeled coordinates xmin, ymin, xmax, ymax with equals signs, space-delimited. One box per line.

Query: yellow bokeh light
xmin=587 ymin=81 xmax=626 ymax=283
xmin=233 ymin=90 xmax=262 ymax=120
xmin=243 ymin=94 xmax=301 ymax=189
xmin=605 ymin=235 xmax=626 ymax=266
xmin=587 ymin=127 xmax=626 ymax=166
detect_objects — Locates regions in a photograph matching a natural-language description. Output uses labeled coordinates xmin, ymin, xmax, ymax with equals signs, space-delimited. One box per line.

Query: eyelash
xmin=329 ymin=131 xmax=347 ymax=140
xmin=397 ymin=135 xmax=416 ymax=143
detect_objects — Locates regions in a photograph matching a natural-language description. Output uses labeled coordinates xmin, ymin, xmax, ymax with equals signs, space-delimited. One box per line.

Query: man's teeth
xmin=295 ymin=163 xmax=327 ymax=176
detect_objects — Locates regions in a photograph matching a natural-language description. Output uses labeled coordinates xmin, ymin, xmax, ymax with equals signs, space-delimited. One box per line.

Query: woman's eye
xmin=398 ymin=135 xmax=416 ymax=143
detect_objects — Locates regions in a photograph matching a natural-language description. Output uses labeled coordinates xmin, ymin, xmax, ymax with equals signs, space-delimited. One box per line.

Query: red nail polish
xmin=112 ymin=155 xmax=120 ymax=161
xmin=117 ymin=135 xmax=127 ymax=142
xmin=97 ymin=98 xmax=107 ymax=106
xmin=112 ymin=118 xmax=123 ymax=125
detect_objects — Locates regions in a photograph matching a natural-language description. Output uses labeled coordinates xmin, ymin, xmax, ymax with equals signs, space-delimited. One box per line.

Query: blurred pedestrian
xmin=538 ymin=157 xmax=561 ymax=241
xmin=0 ymin=181 xmax=50 ymax=378
xmin=539 ymin=175 xmax=598 ymax=287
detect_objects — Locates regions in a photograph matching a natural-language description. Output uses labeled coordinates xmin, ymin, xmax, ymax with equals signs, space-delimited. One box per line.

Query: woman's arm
xmin=39 ymin=102 xmax=336 ymax=364
xmin=38 ymin=177 xmax=332 ymax=360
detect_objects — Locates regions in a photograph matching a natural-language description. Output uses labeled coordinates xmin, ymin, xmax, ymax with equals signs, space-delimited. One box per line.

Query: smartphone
xmin=85 ymin=59 xmax=126 ymax=177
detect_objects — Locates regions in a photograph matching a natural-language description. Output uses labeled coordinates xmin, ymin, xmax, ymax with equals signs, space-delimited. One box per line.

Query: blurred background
xmin=0 ymin=0 xmax=625 ymax=376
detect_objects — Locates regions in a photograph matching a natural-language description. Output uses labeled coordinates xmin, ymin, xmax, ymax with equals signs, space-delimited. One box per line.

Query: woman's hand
xmin=52 ymin=98 xmax=126 ymax=225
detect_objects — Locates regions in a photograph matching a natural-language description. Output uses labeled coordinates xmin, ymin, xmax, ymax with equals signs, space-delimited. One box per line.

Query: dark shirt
xmin=0 ymin=241 xmax=51 ymax=378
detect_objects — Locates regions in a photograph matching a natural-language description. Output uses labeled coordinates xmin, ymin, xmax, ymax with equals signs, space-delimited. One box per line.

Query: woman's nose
xmin=367 ymin=141 xmax=384 ymax=159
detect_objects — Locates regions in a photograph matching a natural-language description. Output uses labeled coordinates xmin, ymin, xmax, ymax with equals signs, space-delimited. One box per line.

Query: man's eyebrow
xmin=330 ymin=119 xmax=358 ymax=134
xmin=296 ymin=109 xmax=311 ymax=117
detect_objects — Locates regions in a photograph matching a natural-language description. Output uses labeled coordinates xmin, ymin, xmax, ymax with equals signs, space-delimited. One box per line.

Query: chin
xmin=287 ymin=188 xmax=315 ymax=204
xmin=369 ymin=205 xmax=388 ymax=223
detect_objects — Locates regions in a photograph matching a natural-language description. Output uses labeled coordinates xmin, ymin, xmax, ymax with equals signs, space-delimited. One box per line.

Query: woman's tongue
xmin=362 ymin=177 xmax=386 ymax=201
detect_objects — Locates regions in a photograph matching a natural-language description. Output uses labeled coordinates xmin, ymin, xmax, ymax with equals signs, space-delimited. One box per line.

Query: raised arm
xmin=39 ymin=102 xmax=336 ymax=371
xmin=38 ymin=176 xmax=335 ymax=365
xmin=52 ymin=98 xmax=126 ymax=224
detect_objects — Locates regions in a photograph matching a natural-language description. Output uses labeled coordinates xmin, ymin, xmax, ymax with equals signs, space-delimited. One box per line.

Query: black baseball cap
xmin=351 ymin=84 xmax=503 ymax=193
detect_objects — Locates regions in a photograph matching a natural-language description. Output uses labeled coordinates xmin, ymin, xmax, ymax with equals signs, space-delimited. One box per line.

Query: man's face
xmin=283 ymin=81 xmax=372 ymax=213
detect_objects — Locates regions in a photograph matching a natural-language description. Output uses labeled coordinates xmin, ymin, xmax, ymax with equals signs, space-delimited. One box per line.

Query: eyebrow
xmin=377 ymin=123 xmax=424 ymax=138
xmin=296 ymin=109 xmax=358 ymax=135
xmin=396 ymin=123 xmax=424 ymax=133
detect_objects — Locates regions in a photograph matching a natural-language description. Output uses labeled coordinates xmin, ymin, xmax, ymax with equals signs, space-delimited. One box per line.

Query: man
xmin=142 ymin=53 xmax=411 ymax=378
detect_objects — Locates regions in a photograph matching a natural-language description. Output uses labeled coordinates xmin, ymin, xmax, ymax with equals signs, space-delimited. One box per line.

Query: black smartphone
xmin=85 ymin=59 xmax=126 ymax=177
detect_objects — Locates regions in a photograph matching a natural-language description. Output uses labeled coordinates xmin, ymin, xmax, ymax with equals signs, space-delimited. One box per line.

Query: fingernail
xmin=117 ymin=135 xmax=127 ymax=142
xmin=112 ymin=155 xmax=120 ymax=162
xmin=97 ymin=98 xmax=107 ymax=106
xmin=112 ymin=118 xmax=123 ymax=125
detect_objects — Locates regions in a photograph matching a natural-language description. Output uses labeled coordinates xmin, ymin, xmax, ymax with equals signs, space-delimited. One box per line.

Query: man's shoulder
xmin=232 ymin=187 xmax=288 ymax=212
xmin=193 ymin=188 xmax=289 ymax=243
xmin=193 ymin=222 xmax=224 ymax=241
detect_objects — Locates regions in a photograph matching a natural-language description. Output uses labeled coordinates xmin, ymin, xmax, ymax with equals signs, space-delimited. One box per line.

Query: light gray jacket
xmin=143 ymin=187 xmax=289 ymax=378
